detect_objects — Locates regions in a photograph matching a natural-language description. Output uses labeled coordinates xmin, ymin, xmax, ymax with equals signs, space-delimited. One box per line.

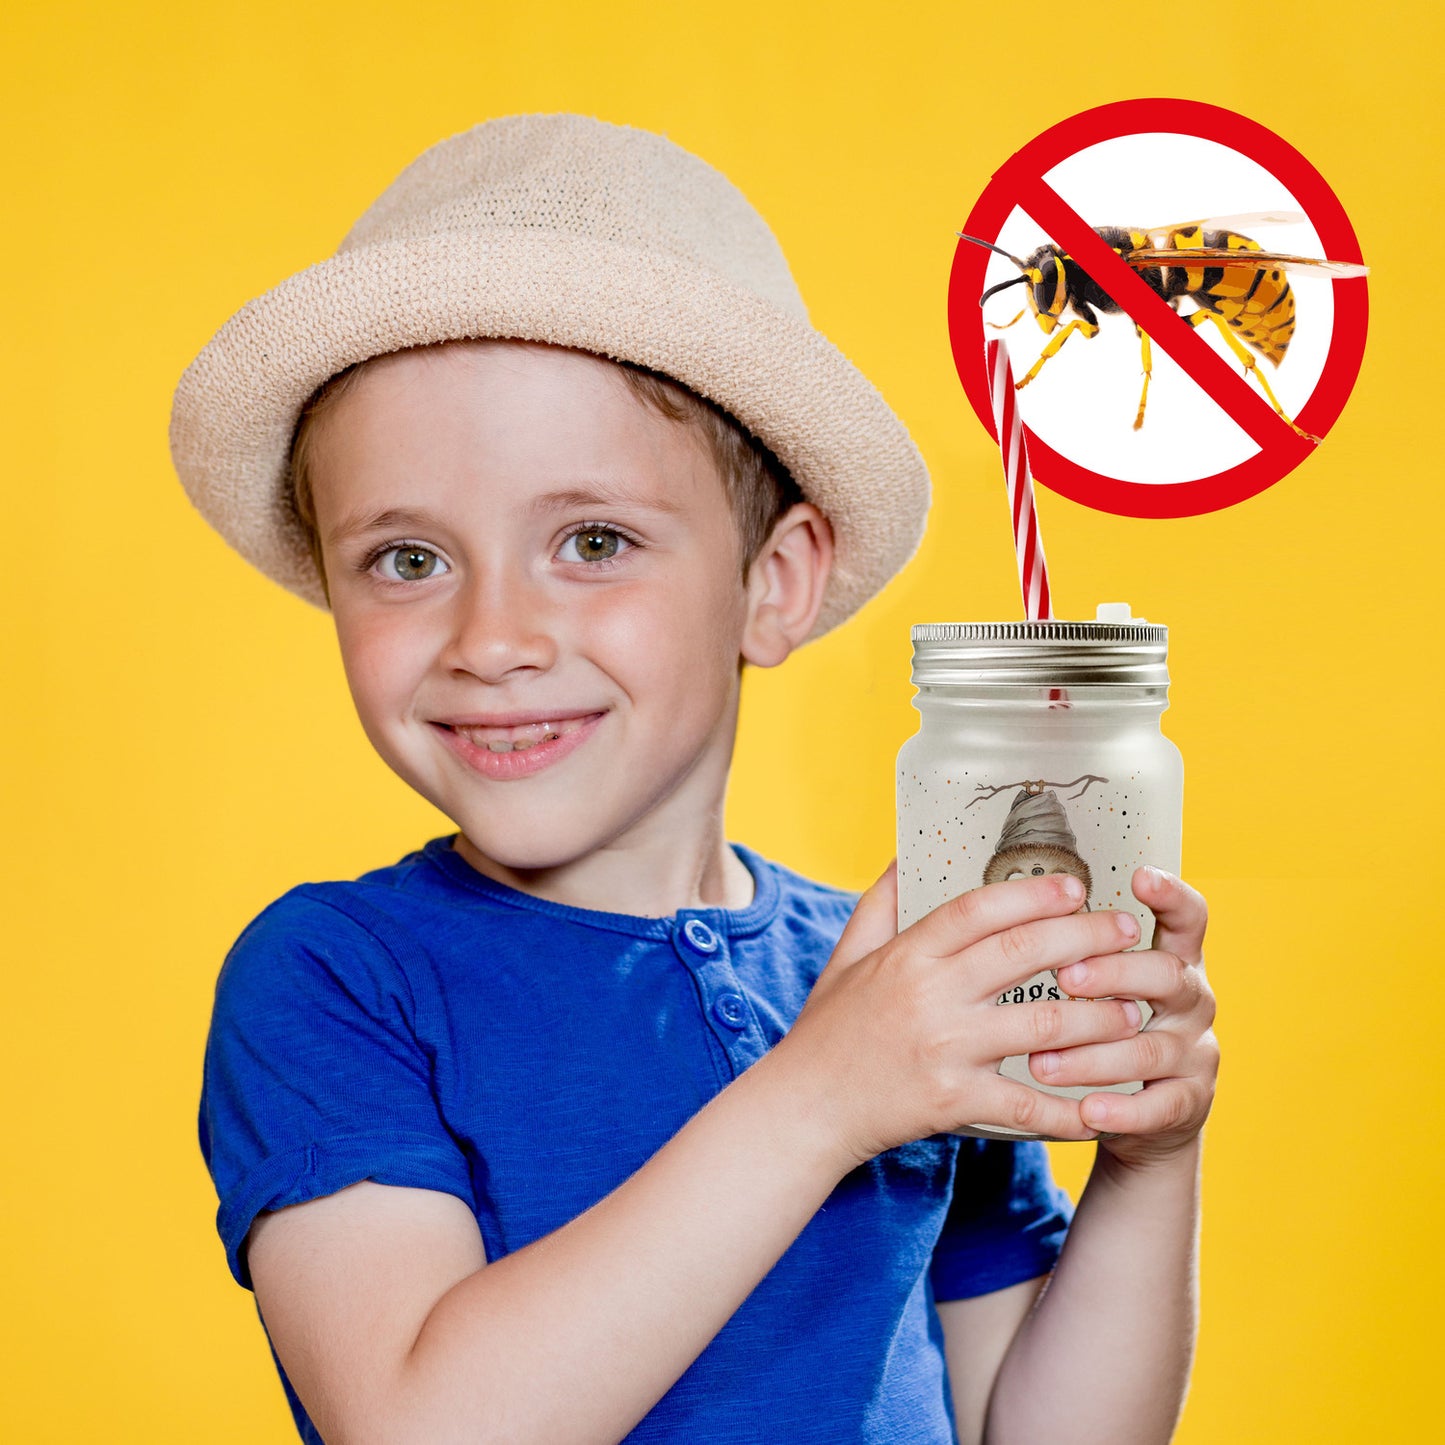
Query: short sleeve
xmin=928 ymin=1138 xmax=1074 ymax=1302
xmin=198 ymin=889 xmax=474 ymax=1289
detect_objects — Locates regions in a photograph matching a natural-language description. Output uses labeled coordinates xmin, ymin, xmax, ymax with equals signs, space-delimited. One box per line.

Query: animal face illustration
xmin=982 ymin=842 xmax=1092 ymax=898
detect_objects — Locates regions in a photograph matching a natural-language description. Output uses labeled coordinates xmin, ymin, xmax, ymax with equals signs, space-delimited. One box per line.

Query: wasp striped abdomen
xmin=1160 ymin=226 xmax=1296 ymax=366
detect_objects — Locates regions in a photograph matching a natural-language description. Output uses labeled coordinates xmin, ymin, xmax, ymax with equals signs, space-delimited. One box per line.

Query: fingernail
xmin=1059 ymin=875 xmax=1085 ymax=904
xmin=1058 ymin=962 xmax=1088 ymax=989
xmin=1122 ymin=999 xmax=1142 ymax=1029
xmin=1083 ymin=1096 xmax=1112 ymax=1127
xmin=1035 ymin=1051 xmax=1061 ymax=1078
xmin=1117 ymin=912 xmax=1140 ymax=941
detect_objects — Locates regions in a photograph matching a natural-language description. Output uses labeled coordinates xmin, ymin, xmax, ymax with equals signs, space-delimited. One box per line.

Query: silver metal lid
xmin=910 ymin=619 xmax=1169 ymax=688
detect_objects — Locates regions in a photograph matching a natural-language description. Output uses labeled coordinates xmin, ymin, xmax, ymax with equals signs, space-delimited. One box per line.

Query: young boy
xmin=175 ymin=115 xmax=1218 ymax=1445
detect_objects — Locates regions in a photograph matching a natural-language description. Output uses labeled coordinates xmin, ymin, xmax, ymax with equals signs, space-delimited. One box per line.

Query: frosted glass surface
xmin=897 ymin=701 xmax=1183 ymax=1139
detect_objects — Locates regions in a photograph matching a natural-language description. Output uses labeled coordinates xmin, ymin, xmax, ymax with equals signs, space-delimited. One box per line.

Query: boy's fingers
xmin=906 ymin=874 xmax=1087 ymax=960
xmin=1055 ymin=949 xmax=1207 ymax=1016
xmin=828 ymin=860 xmax=900 ymax=970
xmin=1028 ymin=1026 xmax=1183 ymax=1089
xmin=1133 ymin=867 xmax=1207 ymax=964
xmin=967 ymin=908 xmax=1141 ymax=998
xmin=962 ymin=1076 xmax=1100 ymax=1142
xmin=992 ymin=996 xmax=1144 ymax=1064
xmin=1076 ymin=1078 xmax=1208 ymax=1138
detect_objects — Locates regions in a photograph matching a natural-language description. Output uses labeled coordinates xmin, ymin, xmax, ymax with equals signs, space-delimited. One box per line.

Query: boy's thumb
xmin=829 ymin=860 xmax=899 ymax=971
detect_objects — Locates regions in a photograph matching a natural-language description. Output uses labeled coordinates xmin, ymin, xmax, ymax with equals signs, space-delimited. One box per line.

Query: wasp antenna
xmin=957 ymin=233 xmax=1029 ymax=269
xmin=979 ymin=275 xmax=1028 ymax=306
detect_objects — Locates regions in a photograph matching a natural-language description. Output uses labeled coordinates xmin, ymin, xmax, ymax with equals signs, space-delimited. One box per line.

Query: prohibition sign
xmin=949 ymin=99 xmax=1368 ymax=517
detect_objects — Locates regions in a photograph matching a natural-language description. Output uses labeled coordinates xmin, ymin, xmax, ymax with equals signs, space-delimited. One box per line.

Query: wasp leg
xmin=1133 ymin=326 xmax=1153 ymax=430
xmin=1186 ymin=309 xmax=1319 ymax=444
xmin=1014 ymin=317 xmax=1100 ymax=390
xmin=986 ymin=307 xmax=1027 ymax=331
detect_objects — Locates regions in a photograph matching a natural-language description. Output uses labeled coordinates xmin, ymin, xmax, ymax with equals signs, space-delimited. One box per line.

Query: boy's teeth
xmin=456 ymin=719 xmax=583 ymax=751
xmin=511 ymin=731 xmax=561 ymax=752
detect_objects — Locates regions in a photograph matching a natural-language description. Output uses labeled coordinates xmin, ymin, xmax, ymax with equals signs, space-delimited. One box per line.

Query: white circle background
xmin=981 ymin=133 xmax=1337 ymax=485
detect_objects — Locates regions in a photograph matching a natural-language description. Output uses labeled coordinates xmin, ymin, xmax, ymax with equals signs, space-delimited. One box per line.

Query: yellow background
xmin=6 ymin=2 xmax=1439 ymax=1439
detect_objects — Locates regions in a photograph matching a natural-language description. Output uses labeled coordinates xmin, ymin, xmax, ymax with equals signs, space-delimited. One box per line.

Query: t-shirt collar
xmin=422 ymin=835 xmax=781 ymax=940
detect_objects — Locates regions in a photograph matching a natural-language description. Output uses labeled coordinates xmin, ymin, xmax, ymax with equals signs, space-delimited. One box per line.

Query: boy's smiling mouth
xmin=433 ymin=713 xmax=606 ymax=779
xmin=449 ymin=716 xmax=596 ymax=753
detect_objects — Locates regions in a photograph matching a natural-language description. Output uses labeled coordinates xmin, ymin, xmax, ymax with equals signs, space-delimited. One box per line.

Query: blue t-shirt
xmin=200 ymin=837 xmax=1072 ymax=1443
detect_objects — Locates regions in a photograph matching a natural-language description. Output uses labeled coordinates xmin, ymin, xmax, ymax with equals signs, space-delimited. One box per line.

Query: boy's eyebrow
xmin=527 ymin=484 xmax=686 ymax=517
xmin=326 ymin=485 xmax=686 ymax=547
xmin=325 ymin=507 xmax=438 ymax=546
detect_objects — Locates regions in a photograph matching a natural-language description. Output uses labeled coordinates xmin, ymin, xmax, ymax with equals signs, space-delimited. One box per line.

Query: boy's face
xmin=306 ymin=342 xmax=768 ymax=882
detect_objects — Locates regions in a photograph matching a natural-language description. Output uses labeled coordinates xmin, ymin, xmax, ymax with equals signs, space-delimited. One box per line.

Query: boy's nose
xmin=441 ymin=569 xmax=559 ymax=683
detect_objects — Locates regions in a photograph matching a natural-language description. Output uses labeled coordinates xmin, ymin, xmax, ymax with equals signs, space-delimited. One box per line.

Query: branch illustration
xmin=964 ymin=775 xmax=1109 ymax=809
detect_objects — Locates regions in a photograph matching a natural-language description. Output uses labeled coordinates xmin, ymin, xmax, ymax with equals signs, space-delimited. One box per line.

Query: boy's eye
xmin=377 ymin=545 xmax=449 ymax=582
xmin=559 ymin=528 xmax=628 ymax=563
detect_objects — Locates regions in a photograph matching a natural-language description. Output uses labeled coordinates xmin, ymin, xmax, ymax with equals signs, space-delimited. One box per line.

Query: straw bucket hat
xmin=169 ymin=113 xmax=931 ymax=638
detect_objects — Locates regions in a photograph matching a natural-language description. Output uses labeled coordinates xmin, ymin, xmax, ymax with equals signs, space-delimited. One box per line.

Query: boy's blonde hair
xmin=288 ymin=344 xmax=804 ymax=600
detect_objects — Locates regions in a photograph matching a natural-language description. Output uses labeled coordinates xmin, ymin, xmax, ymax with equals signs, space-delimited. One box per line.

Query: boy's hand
xmin=1040 ymin=868 xmax=1218 ymax=1169
xmin=776 ymin=863 xmax=1150 ymax=1168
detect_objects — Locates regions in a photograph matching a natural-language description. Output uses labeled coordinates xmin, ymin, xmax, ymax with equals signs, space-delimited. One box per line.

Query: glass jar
xmin=895 ymin=607 xmax=1183 ymax=1140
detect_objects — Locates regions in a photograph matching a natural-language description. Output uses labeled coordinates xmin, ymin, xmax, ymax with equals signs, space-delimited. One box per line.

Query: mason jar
xmin=896 ymin=606 xmax=1183 ymax=1141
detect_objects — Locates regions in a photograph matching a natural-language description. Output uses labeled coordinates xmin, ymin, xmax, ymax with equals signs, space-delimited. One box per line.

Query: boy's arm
xmin=940 ymin=868 xmax=1216 ymax=1445
xmin=936 ymin=1147 xmax=1200 ymax=1445
xmin=936 ymin=1278 xmax=1047 ymax=1445
xmin=248 ymin=1056 xmax=845 ymax=1445
xmin=247 ymin=870 xmax=1144 ymax=1445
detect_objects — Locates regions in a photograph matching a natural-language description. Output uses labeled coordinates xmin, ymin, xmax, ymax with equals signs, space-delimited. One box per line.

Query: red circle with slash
xmin=948 ymin=99 xmax=1369 ymax=517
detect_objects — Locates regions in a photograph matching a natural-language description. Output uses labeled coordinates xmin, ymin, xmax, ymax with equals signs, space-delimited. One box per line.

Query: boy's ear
xmin=740 ymin=503 xmax=835 ymax=668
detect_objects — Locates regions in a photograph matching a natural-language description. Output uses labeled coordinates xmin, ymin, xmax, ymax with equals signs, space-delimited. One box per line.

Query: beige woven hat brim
xmin=170 ymin=118 xmax=930 ymax=639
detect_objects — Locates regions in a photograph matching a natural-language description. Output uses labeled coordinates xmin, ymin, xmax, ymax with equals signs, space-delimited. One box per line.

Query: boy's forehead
xmin=327 ymin=340 xmax=673 ymax=434
xmin=307 ymin=341 xmax=731 ymax=524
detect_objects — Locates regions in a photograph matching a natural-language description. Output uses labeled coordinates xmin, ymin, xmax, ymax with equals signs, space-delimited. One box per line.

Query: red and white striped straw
xmin=986 ymin=339 xmax=1052 ymax=621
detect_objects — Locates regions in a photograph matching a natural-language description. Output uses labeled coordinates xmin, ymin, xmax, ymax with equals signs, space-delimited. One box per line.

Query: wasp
xmin=959 ymin=214 xmax=1368 ymax=441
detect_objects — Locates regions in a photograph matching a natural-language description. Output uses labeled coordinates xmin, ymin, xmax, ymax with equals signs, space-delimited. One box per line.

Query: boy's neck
xmin=452 ymin=827 xmax=756 ymax=919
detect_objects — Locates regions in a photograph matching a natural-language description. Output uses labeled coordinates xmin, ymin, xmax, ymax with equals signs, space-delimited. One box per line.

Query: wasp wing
xmin=1142 ymin=213 xmax=1307 ymax=247
xmin=1124 ymin=246 xmax=1369 ymax=278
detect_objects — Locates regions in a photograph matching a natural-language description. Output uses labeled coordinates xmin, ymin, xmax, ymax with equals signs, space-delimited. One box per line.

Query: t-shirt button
xmin=712 ymin=992 xmax=747 ymax=1029
xmin=682 ymin=918 xmax=719 ymax=954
